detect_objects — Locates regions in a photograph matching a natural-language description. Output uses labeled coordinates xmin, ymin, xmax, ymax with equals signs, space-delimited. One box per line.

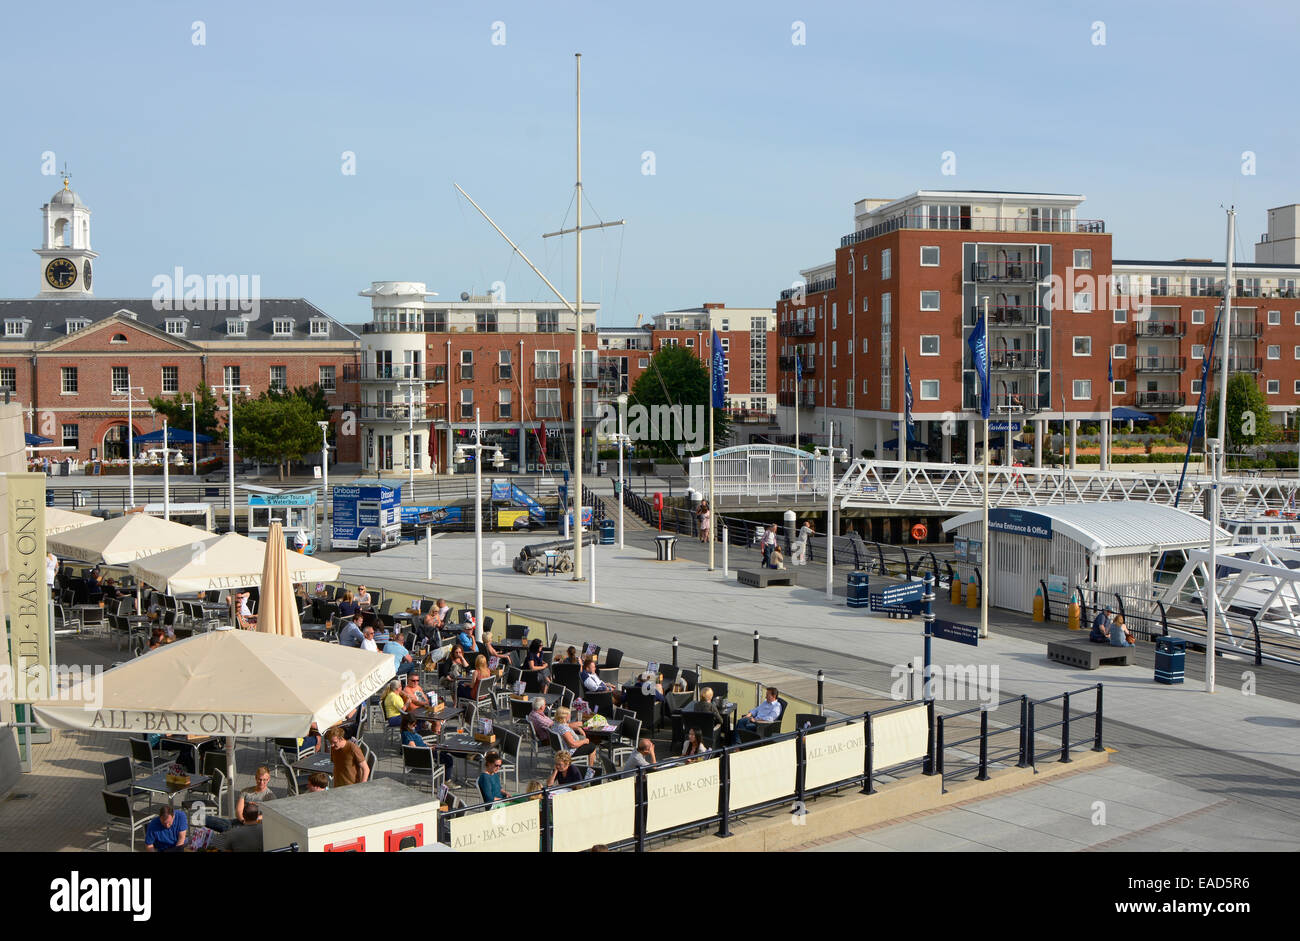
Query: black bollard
xmin=365 ymin=536 xmax=373 ymax=558
xmin=711 ymin=635 xmax=719 ymax=670
xmin=752 ymin=630 xmax=759 ymax=664
xmin=816 ymin=670 xmax=825 ymax=707
xmin=671 ymin=636 xmax=678 ymax=667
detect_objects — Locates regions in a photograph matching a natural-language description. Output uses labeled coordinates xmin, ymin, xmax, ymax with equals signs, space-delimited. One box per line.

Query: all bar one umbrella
xmin=128 ymin=531 xmax=339 ymax=595
xmin=257 ymin=521 xmax=302 ymax=637
xmin=47 ymin=513 xmax=210 ymax=565
xmin=44 ymin=507 xmax=98 ymax=537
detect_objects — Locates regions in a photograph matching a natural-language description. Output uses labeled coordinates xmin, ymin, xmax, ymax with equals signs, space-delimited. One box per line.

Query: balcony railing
xmin=1134 ymin=320 xmax=1186 ymax=338
xmin=990 ymin=349 xmax=1046 ymax=370
xmin=358 ymin=404 xmax=433 ymax=421
xmin=565 ymin=363 xmax=600 ymax=382
xmin=1229 ymin=321 xmax=1262 ymax=338
xmin=778 ymin=320 xmax=817 ymax=337
xmin=725 ymin=408 xmax=778 ymax=424
xmin=978 ymin=305 xmax=1044 ymax=327
xmin=988 ymin=392 xmax=1048 ymax=415
xmin=1135 ymin=391 xmax=1186 ymax=409
xmin=778 ymin=355 xmax=817 ymax=374
xmin=1211 ymin=357 xmax=1263 ymax=373
xmin=1132 ymin=356 xmax=1186 ymax=373
xmin=780 ymin=277 xmax=837 ymax=300
xmin=344 ymin=363 xmax=440 ymax=382
xmin=842 ymin=214 xmax=1105 ymax=247
xmin=532 ymin=364 xmax=562 ymax=382
xmin=971 ymin=261 xmax=1044 ymax=283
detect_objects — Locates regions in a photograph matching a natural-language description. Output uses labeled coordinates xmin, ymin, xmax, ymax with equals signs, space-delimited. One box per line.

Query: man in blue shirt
xmin=456 ymin=617 xmax=478 ymax=656
xmin=144 ymin=805 xmax=188 ymax=852
xmin=1089 ymin=607 xmax=1113 ymax=644
xmin=384 ymin=629 xmax=415 ymax=676
xmin=733 ymin=688 xmax=783 ymax=741
xmin=339 ymin=614 xmax=365 ymax=648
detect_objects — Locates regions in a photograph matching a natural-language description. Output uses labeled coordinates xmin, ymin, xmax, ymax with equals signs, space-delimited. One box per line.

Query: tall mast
xmin=573 ymin=52 xmax=584 ymax=582
xmin=1214 ymin=208 xmax=1236 ymax=478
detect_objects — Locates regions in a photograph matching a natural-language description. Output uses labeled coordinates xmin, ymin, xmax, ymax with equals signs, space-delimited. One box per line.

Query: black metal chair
xmin=505 ymin=623 xmax=528 ymax=641
xmin=585 ymin=690 xmax=615 ymax=718
xmin=680 ymin=669 xmax=698 ymax=691
xmin=128 ymin=737 xmax=161 ymax=776
xmin=793 ymin=713 xmax=827 ymax=732
xmin=551 ymin=662 xmax=582 ymax=699
xmin=101 ymin=789 xmax=152 ymax=851
xmin=401 ymin=745 xmax=446 ymax=795
xmin=102 ymin=757 xmax=136 ymax=796
xmin=682 ymin=710 xmax=723 ymax=749
xmin=698 ymin=681 xmax=728 ymax=701
xmin=658 ymin=664 xmax=679 ymax=687
xmin=624 ymin=687 xmax=663 ymax=734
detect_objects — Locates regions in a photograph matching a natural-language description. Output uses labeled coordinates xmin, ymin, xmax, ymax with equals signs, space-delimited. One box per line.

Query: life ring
xmin=911 ymin=523 xmax=928 ymax=541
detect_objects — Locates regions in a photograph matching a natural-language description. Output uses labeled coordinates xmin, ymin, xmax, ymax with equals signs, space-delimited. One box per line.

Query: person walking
xmin=761 ymin=524 xmax=778 ymax=568
xmin=697 ymin=501 xmax=711 ymax=544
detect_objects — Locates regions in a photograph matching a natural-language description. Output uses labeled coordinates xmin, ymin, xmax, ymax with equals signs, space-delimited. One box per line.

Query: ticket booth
xmin=331 ymin=480 xmax=402 ymax=550
xmin=260 ymin=779 xmax=439 ymax=852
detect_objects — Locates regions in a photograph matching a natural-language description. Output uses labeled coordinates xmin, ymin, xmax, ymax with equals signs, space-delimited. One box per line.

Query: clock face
xmin=45 ymin=257 xmax=77 ymax=289
xmin=83 ymin=260 xmax=93 ymax=290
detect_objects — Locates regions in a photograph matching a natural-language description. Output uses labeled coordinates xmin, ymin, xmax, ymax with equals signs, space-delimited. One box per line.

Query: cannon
xmin=512 ymin=535 xmax=595 ymax=575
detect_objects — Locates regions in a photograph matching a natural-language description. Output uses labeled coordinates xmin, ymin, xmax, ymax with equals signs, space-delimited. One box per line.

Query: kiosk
xmin=244 ymin=486 xmax=319 ymax=554
xmin=332 ymin=480 xmax=402 ymax=550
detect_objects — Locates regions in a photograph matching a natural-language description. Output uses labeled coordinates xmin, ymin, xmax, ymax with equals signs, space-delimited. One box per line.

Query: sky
xmin=2 ymin=0 xmax=1298 ymax=327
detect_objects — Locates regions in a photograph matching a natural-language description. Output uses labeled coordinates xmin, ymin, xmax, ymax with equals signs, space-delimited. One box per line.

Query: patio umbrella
xmin=25 ymin=432 xmax=53 ymax=446
xmin=30 ymin=629 xmax=394 ymax=813
xmin=44 ymin=507 xmax=98 ymax=537
xmin=127 ymin=531 xmax=339 ymax=595
xmin=257 ymin=521 xmax=301 ymax=637
xmin=132 ymin=428 xmax=214 ymax=444
xmin=47 ymin=513 xmax=209 ymax=565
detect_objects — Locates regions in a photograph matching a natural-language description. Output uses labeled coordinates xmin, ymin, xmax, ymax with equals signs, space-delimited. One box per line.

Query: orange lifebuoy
xmin=911 ymin=523 xmax=928 ymax=541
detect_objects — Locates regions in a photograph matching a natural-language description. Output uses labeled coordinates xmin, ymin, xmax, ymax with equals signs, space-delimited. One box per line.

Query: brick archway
xmin=94 ymin=419 xmax=142 ymax=461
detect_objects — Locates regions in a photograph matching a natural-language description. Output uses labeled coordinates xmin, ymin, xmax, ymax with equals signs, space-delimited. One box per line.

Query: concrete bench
xmin=1046 ymin=638 xmax=1133 ymax=670
xmin=738 ymin=569 xmax=793 ymax=589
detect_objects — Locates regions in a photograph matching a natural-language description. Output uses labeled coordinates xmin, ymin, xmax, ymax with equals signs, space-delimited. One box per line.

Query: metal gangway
xmin=688 ymin=445 xmax=832 ymax=502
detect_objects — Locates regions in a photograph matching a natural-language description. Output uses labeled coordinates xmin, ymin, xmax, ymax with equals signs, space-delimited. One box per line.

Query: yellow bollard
xmin=1032 ymin=587 xmax=1044 ymax=622
xmin=1068 ymin=600 xmax=1081 ymax=631
xmin=951 ymin=577 xmax=962 ymax=605
xmin=966 ymin=575 xmax=978 ymax=609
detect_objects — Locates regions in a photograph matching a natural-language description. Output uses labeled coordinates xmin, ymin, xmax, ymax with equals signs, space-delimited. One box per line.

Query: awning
xmin=128 ymin=531 xmax=340 ymax=594
xmin=44 ymin=507 xmax=98 ymax=536
xmin=1112 ymin=407 xmax=1155 ymax=422
xmin=133 ymin=428 xmax=214 ymax=444
xmin=48 ymin=513 xmax=210 ymax=565
xmin=25 ymin=432 xmax=52 ymax=446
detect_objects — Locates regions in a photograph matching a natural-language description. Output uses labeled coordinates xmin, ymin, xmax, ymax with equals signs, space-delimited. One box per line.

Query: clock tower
xmin=35 ymin=175 xmax=97 ymax=297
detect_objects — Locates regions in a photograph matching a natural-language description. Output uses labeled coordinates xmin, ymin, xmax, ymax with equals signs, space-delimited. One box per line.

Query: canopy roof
xmin=44 ymin=507 xmax=98 ymax=536
xmin=134 ymin=428 xmax=214 ymax=444
xmin=1112 ymin=407 xmax=1155 ymax=422
xmin=128 ymin=531 xmax=339 ymax=594
xmin=47 ymin=513 xmax=209 ymax=564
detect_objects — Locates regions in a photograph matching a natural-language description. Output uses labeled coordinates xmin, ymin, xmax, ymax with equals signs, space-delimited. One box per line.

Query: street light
xmin=815 ymin=427 xmax=849 ymax=600
xmin=111 ymin=378 xmax=146 ymax=508
xmin=211 ymin=382 xmax=251 ymax=533
xmin=454 ymin=408 xmax=505 ymax=643
xmin=318 ymin=420 xmax=331 ymax=551
xmin=153 ymin=418 xmax=186 ymax=521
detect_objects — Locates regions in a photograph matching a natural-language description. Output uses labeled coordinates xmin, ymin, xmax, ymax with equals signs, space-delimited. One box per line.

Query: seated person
xmin=480 ymin=631 xmax=501 ymax=659
xmin=305 ymin=772 xmax=329 ymax=793
xmin=546 ymin=751 xmax=584 ymax=789
xmin=623 ymin=738 xmax=656 ymax=771
xmin=581 ymin=657 xmax=623 ymax=705
xmin=212 ymin=801 xmax=264 ymax=852
xmin=477 ymin=751 xmax=510 ymax=803
xmin=384 ymin=629 xmax=416 ymax=677
xmin=733 ymin=687 xmax=783 ymax=740
xmin=299 ymin=723 xmax=322 ymax=754
xmin=355 ymin=585 xmax=372 ymax=608
xmin=769 ymin=544 xmax=785 ymax=570
xmin=400 ymin=674 xmax=432 ymax=712
xmin=523 ymin=639 xmax=551 ymax=691
xmin=1110 ymin=614 xmax=1136 ymax=647
xmin=1090 ymin=607 xmax=1114 ymax=643
xmin=338 ymin=614 xmax=366 ymax=649
xmin=691 ymin=686 xmax=725 ymax=727
xmin=382 ymin=680 xmax=407 ymax=727
xmin=634 ymin=671 xmax=667 ymax=705
xmin=680 ymin=727 xmax=708 ymax=761
xmin=234 ymin=766 xmax=276 ymax=821
xmin=441 ymin=645 xmax=470 ymax=690
xmin=555 ymin=645 xmax=580 ymax=665
xmin=455 ymin=621 xmax=479 ymax=656
xmin=235 ymin=591 xmax=258 ymax=628
xmin=360 ymin=625 xmax=379 ymax=652
xmin=457 ymin=655 xmax=492 ymax=703
xmin=336 ymin=591 xmax=359 ymax=620
xmin=549 ymin=706 xmax=596 ymax=758
xmin=401 ymin=715 xmax=454 ymax=777
xmin=144 ymin=805 xmax=188 ymax=853
xmin=527 ymin=697 xmax=554 ymax=740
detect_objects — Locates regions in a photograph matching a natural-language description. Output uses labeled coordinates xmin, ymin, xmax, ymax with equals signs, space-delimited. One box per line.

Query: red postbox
xmin=653 ymin=492 xmax=663 ymax=530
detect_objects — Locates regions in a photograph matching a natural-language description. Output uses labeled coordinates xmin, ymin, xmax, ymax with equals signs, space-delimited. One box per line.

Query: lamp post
xmin=815 ymin=427 xmax=848 ymax=600
xmin=454 ymin=408 xmax=505 ymax=643
xmin=180 ymin=400 xmax=198 ymax=475
xmin=211 ymin=382 xmax=251 ymax=533
xmin=318 ymin=420 xmax=330 ymax=551
xmin=111 ymin=378 xmax=146 ymax=508
xmin=615 ymin=393 xmax=629 ymax=549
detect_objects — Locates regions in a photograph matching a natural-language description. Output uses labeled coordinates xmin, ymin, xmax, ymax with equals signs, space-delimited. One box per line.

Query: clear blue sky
xmin=2 ymin=0 xmax=1297 ymax=326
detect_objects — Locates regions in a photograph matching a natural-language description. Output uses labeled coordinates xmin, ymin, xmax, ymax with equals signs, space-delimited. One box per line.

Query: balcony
xmin=989 ymin=392 xmax=1048 ymax=415
xmin=978 ymin=305 xmax=1044 ymax=328
xmin=725 ymin=408 xmax=777 ymax=424
xmin=1134 ymin=320 xmax=1185 ymax=338
xmin=565 ymin=363 xmax=600 ymax=382
xmin=778 ymin=355 xmax=816 ymax=374
xmin=778 ymin=320 xmax=817 ymax=337
xmin=842 ymin=214 xmax=1105 ymax=247
xmin=1135 ymin=391 xmax=1186 ymax=410
xmin=990 ymin=349 xmax=1046 ymax=370
xmin=1211 ymin=357 xmax=1263 ymax=373
xmin=344 ymin=363 xmax=442 ymax=382
xmin=1229 ymin=321 xmax=1262 ymax=339
xmin=358 ymin=404 xmax=433 ymax=421
xmin=780 ymin=277 xmax=836 ymax=300
xmin=970 ymin=261 xmax=1044 ymax=283
xmin=532 ymin=364 xmax=562 ymax=382
xmin=1133 ymin=356 xmax=1186 ymax=373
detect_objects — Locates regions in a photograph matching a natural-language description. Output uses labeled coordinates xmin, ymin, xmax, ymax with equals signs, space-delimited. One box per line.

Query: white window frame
xmin=318 ymin=365 xmax=336 ymax=392
xmin=1112 ymin=343 xmax=1126 ymax=359
xmin=1192 ymin=344 xmax=1206 ymax=360
xmin=919 ymin=335 xmax=940 ymax=356
xmin=861 ymin=254 xmax=868 ymax=272
xmin=61 ymin=423 xmax=79 ymax=449
xmin=1268 ymin=309 xmax=1281 ymax=325
xmin=1073 ymin=336 xmax=1092 ymax=356
xmin=4 ymin=320 xmax=28 ymax=337
xmin=1191 ymin=309 xmax=1206 ymax=324
xmin=65 ymin=318 xmax=90 ymax=334
xmin=861 ymin=296 xmax=869 ymax=312
xmin=919 ymin=379 xmax=939 ymax=400
xmin=61 ymin=366 xmax=78 ymax=395
xmin=225 ymin=318 xmax=247 ymax=337
xmin=1073 ymin=249 xmax=1092 ymax=269
xmin=269 ymin=365 xmax=287 ymax=393
xmin=831 ymin=341 xmax=837 ymax=368
xmin=881 ymin=249 xmax=892 ymax=280
xmin=460 ymin=389 xmax=474 ymax=420
xmin=920 ymin=246 xmax=940 ymax=267
xmin=272 ymin=318 xmax=294 ymax=336
xmin=1191 ymin=379 xmax=1203 ymax=395
xmin=862 ymin=337 xmax=869 ymax=353
xmin=1267 ymin=379 xmax=1280 ymax=395
xmin=920 ymin=291 xmax=940 ymax=311
xmin=1112 ymin=379 xmax=1127 ymax=394
xmin=499 ymin=388 xmax=513 ymax=419
xmin=161 ymin=365 xmax=179 ymax=394
xmin=309 ymin=318 xmax=331 ymax=337
xmin=1073 ymin=292 xmax=1094 ymax=313
xmin=1268 ymin=344 xmax=1281 ymax=360
xmin=1113 ymin=310 xmax=1126 ymax=323
xmin=165 ymin=319 xmax=187 ymax=336
xmin=1072 ymin=379 xmax=1092 ymax=400
xmin=1295 ymin=379 xmax=1300 ymax=394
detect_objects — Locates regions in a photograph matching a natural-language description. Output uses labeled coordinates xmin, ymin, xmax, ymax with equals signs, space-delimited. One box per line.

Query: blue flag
xmin=710 ymin=329 xmax=726 ymax=408
xmin=967 ymin=315 xmax=990 ymax=419
xmin=1107 ymin=354 xmax=1113 ymax=384
xmin=904 ymin=353 xmax=914 ymax=431
xmin=1175 ymin=311 xmax=1221 ymax=507
xmin=795 ymin=349 xmax=803 ymax=387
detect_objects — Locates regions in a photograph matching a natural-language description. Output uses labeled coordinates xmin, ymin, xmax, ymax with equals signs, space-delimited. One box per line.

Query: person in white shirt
xmin=761 ymin=524 xmax=778 ymax=568
xmin=360 ymin=625 xmax=379 ymax=652
xmin=46 ymin=552 xmax=59 ymax=591
xmin=733 ymin=687 xmax=783 ymax=740
xmin=356 ymin=586 xmax=372 ymax=608
xmin=581 ymin=657 xmax=623 ymax=705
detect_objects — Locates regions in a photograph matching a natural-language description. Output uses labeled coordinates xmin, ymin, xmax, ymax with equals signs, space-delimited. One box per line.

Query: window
xmin=1191 ymin=379 xmax=1202 ymax=395
xmin=830 ymin=379 xmax=836 ymax=406
xmin=638 ymin=357 xmax=649 ymax=368
xmin=1267 ymin=379 xmax=1280 ymax=395
xmin=1295 ymin=345 xmax=1300 ymax=360
xmin=165 ymin=319 xmax=187 ymax=336
xmin=1073 ymin=336 xmax=1092 ymax=356
xmin=831 ymin=342 xmax=837 ymax=367
xmin=5 ymin=320 xmax=27 ymax=337
xmin=225 ymin=319 xmax=247 ymax=337
xmin=61 ymin=366 xmax=78 ymax=394
xmin=882 ymin=293 xmax=891 ymax=318
xmin=881 ymin=249 xmax=892 ymax=280
xmin=920 ymin=379 xmax=939 ymax=400
xmin=831 ymin=304 xmax=837 ymax=330
xmin=863 ymin=379 xmax=870 ymax=394
xmin=862 ymin=337 xmax=869 ymax=353
xmin=1113 ymin=310 xmax=1126 ymax=323
xmin=61 ymin=423 xmax=78 ymax=449
xmin=661 ymin=337 xmax=679 ymax=348
xmin=270 ymin=366 xmax=287 ymax=392
xmin=318 ymin=365 xmax=336 ymax=392
xmin=1073 ymin=292 xmax=1093 ymax=313
xmin=498 ymin=350 xmax=512 ymax=380
xmin=920 ymin=335 xmax=939 ymax=356
xmin=1112 ymin=380 xmax=1127 ymax=394
xmin=223 ymin=365 xmax=240 ymax=388
xmin=1192 ymin=344 xmax=1205 ymax=360
xmin=475 ymin=310 xmax=498 ymax=333
xmin=65 ymin=318 xmax=89 ymax=334
xmin=721 ymin=318 xmax=730 ymax=331
xmin=112 ymin=366 xmax=129 ymax=394
xmin=920 ymin=246 xmax=940 ymax=267
xmin=861 ymin=296 xmax=868 ymax=312
xmin=1072 ymin=379 xmax=1092 ymax=399
xmin=535 ymin=388 xmax=560 ymax=419
xmin=161 ymin=366 xmax=178 ymax=393
xmin=861 ymin=254 xmax=868 ymax=272
xmin=273 ymin=318 xmax=294 ymax=336
xmin=310 ymin=319 xmax=331 ymax=337
xmin=920 ymin=291 xmax=940 ymax=311
xmin=1269 ymin=310 xmax=1281 ymax=325
xmin=1295 ymin=379 xmax=1300 ymax=394
xmin=537 ymin=309 xmax=559 ymax=333
xmin=0 ymin=367 xmax=15 ymax=392
xmin=685 ymin=338 xmax=694 ymax=349
xmin=1268 ymin=345 xmax=1281 ymax=360
xmin=460 ymin=389 xmax=474 ymax=420
xmin=720 ymin=337 xmax=730 ymax=352
xmin=499 ymin=389 xmax=512 ymax=420
xmin=1192 ymin=309 xmax=1205 ymax=324
xmin=535 ymin=350 xmax=559 ymax=380
xmin=460 ymin=350 xmax=474 ymax=381
xmin=1112 ymin=344 xmax=1126 ymax=359
xmin=1073 ymin=249 xmax=1092 ymax=269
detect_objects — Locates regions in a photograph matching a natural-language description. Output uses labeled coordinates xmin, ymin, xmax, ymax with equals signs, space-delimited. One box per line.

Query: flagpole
xmin=794 ymin=352 xmax=800 ymax=452
xmin=980 ymin=297 xmax=990 ymax=639
xmin=1107 ymin=357 xmax=1113 ymax=471
xmin=708 ymin=332 xmax=716 ymax=572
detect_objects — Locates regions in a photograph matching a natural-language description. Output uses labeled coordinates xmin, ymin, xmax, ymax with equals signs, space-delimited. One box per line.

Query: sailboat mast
xmin=1214 ymin=209 xmax=1236 ymax=478
xmin=573 ymin=52 xmax=585 ymax=582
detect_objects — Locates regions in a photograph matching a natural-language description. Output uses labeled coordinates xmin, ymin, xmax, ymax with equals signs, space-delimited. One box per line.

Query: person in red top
xmin=326 ymin=726 xmax=369 ymax=787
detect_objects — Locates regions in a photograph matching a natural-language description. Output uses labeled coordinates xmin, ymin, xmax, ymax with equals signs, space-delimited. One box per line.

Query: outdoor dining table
xmin=435 ymin=732 xmax=492 ymax=783
xmin=408 ymin=705 xmax=464 ymax=727
xmin=292 ymin=752 xmax=336 ymax=777
xmin=72 ymin=604 xmax=103 ymax=631
xmin=509 ymin=692 xmax=562 ymax=708
xmin=133 ymin=770 xmax=211 ymax=803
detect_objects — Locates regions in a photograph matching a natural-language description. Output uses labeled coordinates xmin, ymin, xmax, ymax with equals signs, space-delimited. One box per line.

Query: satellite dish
xmin=460 ymin=291 xmax=470 ymax=301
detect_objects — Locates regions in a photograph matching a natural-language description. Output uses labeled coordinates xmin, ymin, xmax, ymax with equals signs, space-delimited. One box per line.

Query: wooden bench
xmin=737 ymin=569 xmax=793 ymax=589
xmin=1046 ymin=639 xmax=1133 ymax=670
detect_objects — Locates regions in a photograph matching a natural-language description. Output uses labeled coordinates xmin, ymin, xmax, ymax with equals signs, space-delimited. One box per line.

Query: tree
xmin=626 ymin=346 xmax=730 ymax=460
xmin=148 ymin=384 xmax=224 ymax=445
xmin=1208 ymin=373 xmax=1278 ymax=449
xmin=232 ymin=394 xmax=323 ymax=479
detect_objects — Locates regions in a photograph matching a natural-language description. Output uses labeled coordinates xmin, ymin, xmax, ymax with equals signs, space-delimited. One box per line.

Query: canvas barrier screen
xmin=550 ymin=776 xmax=635 ymax=852
xmin=729 ymin=738 xmax=796 ymax=810
xmin=872 ymin=704 xmax=929 ymax=771
xmin=699 ymin=668 xmax=757 ymax=719
xmin=448 ymin=800 xmax=540 ymax=852
xmin=803 ymin=720 xmax=866 ymax=790
xmin=645 ymin=757 xmax=721 ymax=833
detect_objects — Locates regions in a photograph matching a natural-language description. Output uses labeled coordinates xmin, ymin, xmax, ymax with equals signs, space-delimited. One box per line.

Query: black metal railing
xmin=1132 ymin=356 xmax=1186 ymax=373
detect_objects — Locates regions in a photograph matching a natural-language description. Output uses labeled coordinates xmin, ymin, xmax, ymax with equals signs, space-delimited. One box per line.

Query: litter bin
xmin=45 ymin=489 xmax=55 ymax=507
xmin=847 ymin=571 xmax=870 ymax=609
xmin=74 ymin=490 xmax=90 ymax=508
xmin=599 ymin=519 xmax=615 ymax=546
xmin=1154 ymin=636 xmax=1187 ymax=685
xmin=59 ymin=461 xmax=69 ymax=476
xmin=655 ymin=534 xmax=677 ymax=561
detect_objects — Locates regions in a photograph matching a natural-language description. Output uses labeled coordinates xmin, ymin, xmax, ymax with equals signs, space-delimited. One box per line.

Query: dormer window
xmin=66 ymin=318 xmax=90 ymax=334
xmin=165 ymin=319 xmax=187 ymax=336
xmin=4 ymin=320 xmax=29 ymax=337
xmin=226 ymin=319 xmax=247 ymax=337
xmin=309 ymin=318 xmax=331 ymax=337
xmin=110 ymin=333 xmax=128 ymax=343
xmin=273 ymin=318 xmax=294 ymax=336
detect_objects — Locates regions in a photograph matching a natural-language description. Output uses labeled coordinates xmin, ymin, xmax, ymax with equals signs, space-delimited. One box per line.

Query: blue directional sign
xmin=930 ymin=618 xmax=979 ymax=647
xmin=880 ymin=581 xmax=925 ymax=607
